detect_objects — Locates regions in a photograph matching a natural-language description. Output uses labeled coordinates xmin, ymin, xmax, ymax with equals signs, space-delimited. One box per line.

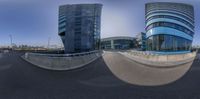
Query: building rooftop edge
xmin=59 ymin=3 xmax=103 ymax=7
xmin=145 ymin=2 xmax=193 ymax=7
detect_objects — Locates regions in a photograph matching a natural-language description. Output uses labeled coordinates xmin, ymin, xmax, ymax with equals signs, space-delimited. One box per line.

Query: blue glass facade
xmin=58 ymin=4 xmax=102 ymax=53
xmin=136 ymin=32 xmax=146 ymax=51
xmin=145 ymin=2 xmax=194 ymax=53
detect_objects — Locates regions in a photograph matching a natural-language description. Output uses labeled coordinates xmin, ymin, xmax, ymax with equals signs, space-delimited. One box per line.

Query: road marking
xmin=0 ymin=64 xmax=12 ymax=70
xmin=78 ymin=76 xmax=125 ymax=87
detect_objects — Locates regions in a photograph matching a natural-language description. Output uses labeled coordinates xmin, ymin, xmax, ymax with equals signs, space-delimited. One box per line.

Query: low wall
xmin=120 ymin=50 xmax=197 ymax=67
xmin=22 ymin=51 xmax=102 ymax=70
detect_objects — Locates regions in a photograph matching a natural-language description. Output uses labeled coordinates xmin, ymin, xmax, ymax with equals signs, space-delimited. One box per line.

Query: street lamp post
xmin=9 ymin=35 xmax=12 ymax=50
xmin=47 ymin=37 xmax=51 ymax=50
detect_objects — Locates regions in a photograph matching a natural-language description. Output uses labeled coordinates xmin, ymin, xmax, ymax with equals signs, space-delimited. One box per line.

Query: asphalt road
xmin=0 ymin=51 xmax=200 ymax=99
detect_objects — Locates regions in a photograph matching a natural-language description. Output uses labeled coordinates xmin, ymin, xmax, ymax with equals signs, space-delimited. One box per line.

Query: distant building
xmin=136 ymin=32 xmax=146 ymax=51
xmin=58 ymin=4 xmax=102 ymax=53
xmin=101 ymin=36 xmax=137 ymax=50
xmin=145 ymin=2 xmax=194 ymax=53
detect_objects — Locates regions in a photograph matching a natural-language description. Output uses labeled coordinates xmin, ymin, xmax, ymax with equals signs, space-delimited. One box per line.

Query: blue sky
xmin=0 ymin=0 xmax=199 ymax=47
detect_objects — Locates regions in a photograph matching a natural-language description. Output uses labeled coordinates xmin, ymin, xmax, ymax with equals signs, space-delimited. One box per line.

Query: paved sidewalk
xmin=119 ymin=51 xmax=195 ymax=67
xmin=103 ymin=51 xmax=194 ymax=86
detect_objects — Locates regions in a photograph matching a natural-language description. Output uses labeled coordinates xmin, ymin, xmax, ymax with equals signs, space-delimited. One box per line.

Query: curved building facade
xmin=59 ymin=4 xmax=102 ymax=53
xmin=145 ymin=2 xmax=194 ymax=53
xmin=101 ymin=36 xmax=136 ymax=50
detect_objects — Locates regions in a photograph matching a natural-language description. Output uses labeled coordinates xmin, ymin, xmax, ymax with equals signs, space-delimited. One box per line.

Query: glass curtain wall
xmin=147 ymin=34 xmax=191 ymax=51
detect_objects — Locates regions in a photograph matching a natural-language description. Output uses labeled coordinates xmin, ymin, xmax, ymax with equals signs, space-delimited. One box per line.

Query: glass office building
xmin=58 ymin=4 xmax=102 ymax=53
xmin=136 ymin=32 xmax=146 ymax=51
xmin=101 ymin=36 xmax=137 ymax=50
xmin=145 ymin=2 xmax=194 ymax=53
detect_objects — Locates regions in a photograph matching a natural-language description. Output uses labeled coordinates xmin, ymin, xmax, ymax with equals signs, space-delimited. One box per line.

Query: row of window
xmin=59 ymin=18 xmax=66 ymax=24
xmin=75 ymin=10 xmax=82 ymax=16
xmin=101 ymin=40 xmax=134 ymax=49
xmin=59 ymin=15 xmax=66 ymax=24
xmin=146 ymin=7 xmax=194 ymax=17
xmin=59 ymin=22 xmax=66 ymax=28
xmin=59 ymin=28 xmax=66 ymax=33
xmin=146 ymin=4 xmax=194 ymax=17
xmin=146 ymin=22 xmax=194 ymax=37
xmin=74 ymin=15 xmax=82 ymax=50
xmin=58 ymin=25 xmax=66 ymax=32
xmin=146 ymin=11 xmax=194 ymax=23
xmin=146 ymin=15 xmax=194 ymax=29
xmin=146 ymin=34 xmax=192 ymax=51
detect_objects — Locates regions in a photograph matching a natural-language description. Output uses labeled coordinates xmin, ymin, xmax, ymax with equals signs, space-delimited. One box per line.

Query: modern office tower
xmin=145 ymin=2 xmax=194 ymax=53
xmin=58 ymin=4 xmax=102 ymax=53
xmin=101 ymin=36 xmax=137 ymax=50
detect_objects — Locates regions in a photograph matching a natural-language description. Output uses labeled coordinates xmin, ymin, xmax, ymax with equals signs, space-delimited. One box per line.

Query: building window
xmin=146 ymin=22 xmax=194 ymax=37
xmin=146 ymin=11 xmax=194 ymax=23
xmin=158 ymin=35 xmax=165 ymax=51
xmin=147 ymin=35 xmax=192 ymax=51
xmin=146 ymin=15 xmax=194 ymax=29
